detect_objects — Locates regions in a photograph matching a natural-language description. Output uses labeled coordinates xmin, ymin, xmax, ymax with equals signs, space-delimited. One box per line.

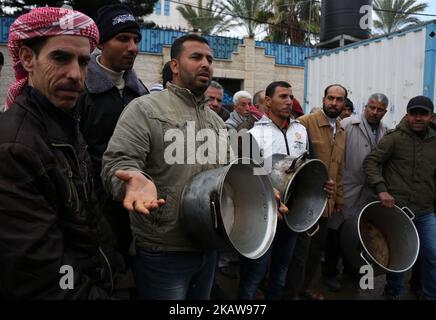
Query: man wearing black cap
xmin=364 ymin=95 xmax=436 ymax=300
xmin=76 ymin=4 xmax=148 ymax=266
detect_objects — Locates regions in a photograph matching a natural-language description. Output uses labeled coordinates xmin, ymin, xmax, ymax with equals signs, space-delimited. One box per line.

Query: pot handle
xmin=211 ymin=201 xmax=219 ymax=230
xmin=401 ymin=206 xmax=415 ymax=220
xmin=360 ymin=251 xmax=372 ymax=266
xmin=285 ymin=150 xmax=308 ymax=174
xmin=306 ymin=223 xmax=319 ymax=237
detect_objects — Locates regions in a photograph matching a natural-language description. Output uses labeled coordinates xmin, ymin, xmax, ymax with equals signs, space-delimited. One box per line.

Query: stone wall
xmin=139 ymin=37 xmax=305 ymax=102
xmin=0 ymin=38 xmax=305 ymax=105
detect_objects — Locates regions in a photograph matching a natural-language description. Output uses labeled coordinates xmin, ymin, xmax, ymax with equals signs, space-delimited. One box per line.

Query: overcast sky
xmin=422 ymin=1 xmax=436 ymax=20
xmin=220 ymin=1 xmax=436 ymax=39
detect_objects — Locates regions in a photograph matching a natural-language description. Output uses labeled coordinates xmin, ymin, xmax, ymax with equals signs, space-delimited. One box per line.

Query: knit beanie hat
xmin=95 ymin=4 xmax=141 ymax=44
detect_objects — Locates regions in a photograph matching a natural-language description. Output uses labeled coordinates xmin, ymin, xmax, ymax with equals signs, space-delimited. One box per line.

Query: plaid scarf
xmin=6 ymin=7 xmax=99 ymax=108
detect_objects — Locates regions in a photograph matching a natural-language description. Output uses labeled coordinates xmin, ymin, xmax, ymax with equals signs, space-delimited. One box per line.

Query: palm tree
xmin=220 ymin=0 xmax=268 ymax=38
xmin=374 ymin=0 xmax=428 ymax=34
xmin=263 ymin=0 xmax=321 ymax=45
xmin=177 ymin=0 xmax=233 ymax=34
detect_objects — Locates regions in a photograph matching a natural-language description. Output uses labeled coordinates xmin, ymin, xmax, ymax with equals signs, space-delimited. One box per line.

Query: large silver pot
xmin=268 ymin=153 xmax=329 ymax=233
xmin=341 ymin=201 xmax=420 ymax=275
xmin=180 ymin=159 xmax=277 ymax=259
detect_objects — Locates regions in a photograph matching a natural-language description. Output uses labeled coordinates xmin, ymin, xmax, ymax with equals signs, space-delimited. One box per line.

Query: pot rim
xmin=217 ymin=157 xmax=278 ymax=259
xmin=282 ymin=158 xmax=329 ymax=232
xmin=357 ymin=201 xmax=420 ymax=273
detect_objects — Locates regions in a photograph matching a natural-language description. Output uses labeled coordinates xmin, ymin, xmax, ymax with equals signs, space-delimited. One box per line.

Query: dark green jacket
xmin=364 ymin=117 xmax=436 ymax=216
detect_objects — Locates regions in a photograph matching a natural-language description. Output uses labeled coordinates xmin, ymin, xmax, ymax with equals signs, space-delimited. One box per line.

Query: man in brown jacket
xmin=286 ymin=84 xmax=346 ymax=299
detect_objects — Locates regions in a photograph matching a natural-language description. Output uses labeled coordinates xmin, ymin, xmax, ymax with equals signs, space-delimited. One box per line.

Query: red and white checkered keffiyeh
xmin=6 ymin=7 xmax=99 ymax=109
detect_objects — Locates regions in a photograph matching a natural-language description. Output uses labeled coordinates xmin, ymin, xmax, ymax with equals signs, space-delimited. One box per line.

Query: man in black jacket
xmin=0 ymin=7 xmax=133 ymax=299
xmin=76 ymin=4 xmax=148 ymax=265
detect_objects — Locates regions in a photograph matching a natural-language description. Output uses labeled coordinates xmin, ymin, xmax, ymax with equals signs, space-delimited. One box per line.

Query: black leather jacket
xmin=0 ymin=87 xmax=133 ymax=299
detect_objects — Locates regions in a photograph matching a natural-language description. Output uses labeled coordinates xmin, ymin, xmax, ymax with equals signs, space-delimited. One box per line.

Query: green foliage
xmin=220 ymin=0 xmax=267 ymax=38
xmin=176 ymin=0 xmax=235 ymax=34
xmin=374 ymin=0 xmax=428 ymax=33
xmin=264 ymin=0 xmax=320 ymax=45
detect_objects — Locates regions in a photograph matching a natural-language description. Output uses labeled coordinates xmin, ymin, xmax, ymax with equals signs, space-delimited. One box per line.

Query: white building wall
xmin=306 ymin=26 xmax=427 ymax=129
xmin=146 ymin=0 xmax=202 ymax=30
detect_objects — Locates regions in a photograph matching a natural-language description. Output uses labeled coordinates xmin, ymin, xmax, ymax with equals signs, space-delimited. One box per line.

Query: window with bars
xmin=155 ymin=0 xmax=162 ymax=15
xmin=164 ymin=0 xmax=170 ymax=16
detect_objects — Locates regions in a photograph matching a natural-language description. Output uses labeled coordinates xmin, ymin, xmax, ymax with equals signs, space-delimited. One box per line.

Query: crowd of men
xmin=0 ymin=5 xmax=435 ymax=300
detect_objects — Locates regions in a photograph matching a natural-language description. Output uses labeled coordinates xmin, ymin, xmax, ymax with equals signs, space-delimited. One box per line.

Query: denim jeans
xmin=134 ymin=249 xmax=217 ymax=300
xmin=239 ymin=220 xmax=298 ymax=300
xmin=285 ymin=231 xmax=311 ymax=297
xmin=385 ymin=212 xmax=436 ymax=299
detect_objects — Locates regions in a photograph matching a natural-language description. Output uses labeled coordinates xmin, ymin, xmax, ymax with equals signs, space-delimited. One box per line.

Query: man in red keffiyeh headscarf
xmin=0 ymin=7 xmax=134 ymax=299
xmin=6 ymin=6 xmax=99 ymax=108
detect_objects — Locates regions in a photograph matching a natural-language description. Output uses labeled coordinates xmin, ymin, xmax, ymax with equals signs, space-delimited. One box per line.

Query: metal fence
xmin=0 ymin=17 xmax=14 ymax=43
xmin=0 ymin=17 xmax=317 ymax=67
xmin=139 ymin=28 xmax=186 ymax=54
xmin=140 ymin=28 xmax=243 ymax=60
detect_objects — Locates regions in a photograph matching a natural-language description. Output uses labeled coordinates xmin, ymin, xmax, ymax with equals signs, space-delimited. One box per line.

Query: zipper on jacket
xmin=52 ymin=143 xmax=89 ymax=203
xmin=282 ymin=129 xmax=290 ymax=155
xmin=53 ymin=143 xmax=114 ymax=294
xmin=68 ymin=169 xmax=81 ymax=215
xmin=99 ymin=246 xmax=114 ymax=294
xmin=272 ymin=123 xmax=291 ymax=155
xmin=81 ymin=160 xmax=89 ymax=202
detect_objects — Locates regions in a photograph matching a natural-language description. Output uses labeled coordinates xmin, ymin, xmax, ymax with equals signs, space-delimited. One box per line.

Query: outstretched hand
xmin=115 ymin=170 xmax=166 ymax=215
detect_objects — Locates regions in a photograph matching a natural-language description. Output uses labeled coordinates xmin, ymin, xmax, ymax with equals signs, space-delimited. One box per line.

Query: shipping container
xmin=304 ymin=20 xmax=436 ymax=128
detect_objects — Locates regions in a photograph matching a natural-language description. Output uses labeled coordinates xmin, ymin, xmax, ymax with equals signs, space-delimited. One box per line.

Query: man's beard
xmin=323 ymin=104 xmax=341 ymax=118
xmin=181 ymin=73 xmax=209 ymax=97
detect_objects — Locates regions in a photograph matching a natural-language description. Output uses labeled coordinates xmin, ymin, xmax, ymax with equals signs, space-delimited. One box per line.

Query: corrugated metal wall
xmin=0 ymin=17 xmax=312 ymax=66
xmin=0 ymin=17 xmax=14 ymax=43
xmin=306 ymin=25 xmax=429 ymax=129
xmin=256 ymin=41 xmax=323 ymax=67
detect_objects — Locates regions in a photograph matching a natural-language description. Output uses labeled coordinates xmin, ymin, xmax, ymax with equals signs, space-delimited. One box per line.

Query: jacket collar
xmin=254 ymin=115 xmax=299 ymax=127
xmin=351 ymin=114 xmax=362 ymax=125
xmin=218 ymin=107 xmax=229 ymax=117
xmin=85 ymin=53 xmax=147 ymax=96
xmin=229 ymin=110 xmax=248 ymax=123
xmin=398 ymin=117 xmax=436 ymax=140
xmin=15 ymin=86 xmax=77 ymax=145
xmin=166 ymin=82 xmax=207 ymax=108
xmin=314 ymin=108 xmax=341 ymax=129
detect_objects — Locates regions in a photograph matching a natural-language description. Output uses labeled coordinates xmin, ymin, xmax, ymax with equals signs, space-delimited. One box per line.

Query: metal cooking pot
xmin=180 ymin=158 xmax=277 ymax=259
xmin=340 ymin=201 xmax=420 ymax=275
xmin=268 ymin=153 xmax=329 ymax=233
